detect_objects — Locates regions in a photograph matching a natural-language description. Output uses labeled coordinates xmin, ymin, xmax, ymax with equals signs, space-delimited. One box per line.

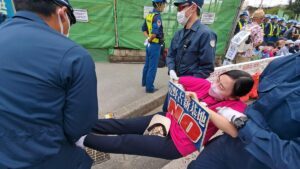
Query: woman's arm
xmin=185 ymin=92 xmax=238 ymax=138
xmin=207 ymin=110 xmax=238 ymax=137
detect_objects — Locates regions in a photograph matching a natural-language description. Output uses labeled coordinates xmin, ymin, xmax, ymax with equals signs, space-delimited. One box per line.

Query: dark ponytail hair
xmin=220 ymin=70 xmax=254 ymax=97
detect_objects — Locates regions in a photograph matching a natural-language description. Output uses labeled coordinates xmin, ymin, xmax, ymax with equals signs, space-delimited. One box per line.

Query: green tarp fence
xmin=69 ymin=0 xmax=242 ymax=57
xmin=205 ymin=0 xmax=242 ymax=56
xmin=70 ymin=0 xmax=115 ymax=49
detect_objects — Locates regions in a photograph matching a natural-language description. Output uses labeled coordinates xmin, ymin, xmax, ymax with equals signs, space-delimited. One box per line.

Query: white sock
xmin=75 ymin=135 xmax=87 ymax=149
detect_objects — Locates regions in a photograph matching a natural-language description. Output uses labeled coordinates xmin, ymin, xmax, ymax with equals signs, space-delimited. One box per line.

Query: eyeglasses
xmin=177 ymin=3 xmax=190 ymax=12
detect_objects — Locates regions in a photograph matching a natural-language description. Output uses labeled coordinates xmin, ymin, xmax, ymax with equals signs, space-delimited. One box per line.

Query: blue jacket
xmin=166 ymin=20 xmax=217 ymax=78
xmin=142 ymin=9 xmax=164 ymax=41
xmin=239 ymin=54 xmax=300 ymax=169
xmin=263 ymin=22 xmax=271 ymax=37
xmin=269 ymin=22 xmax=278 ymax=37
xmin=0 ymin=11 xmax=98 ymax=168
xmin=234 ymin=19 xmax=246 ymax=35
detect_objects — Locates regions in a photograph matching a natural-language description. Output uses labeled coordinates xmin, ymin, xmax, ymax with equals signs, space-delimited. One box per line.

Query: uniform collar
xmin=180 ymin=19 xmax=201 ymax=40
xmin=190 ymin=19 xmax=201 ymax=32
xmin=13 ymin=11 xmax=48 ymax=26
xmin=152 ymin=9 xmax=161 ymax=14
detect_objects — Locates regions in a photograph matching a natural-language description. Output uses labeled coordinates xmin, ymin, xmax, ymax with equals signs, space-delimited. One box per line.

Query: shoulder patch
xmin=157 ymin=20 xmax=162 ymax=27
xmin=210 ymin=40 xmax=216 ymax=48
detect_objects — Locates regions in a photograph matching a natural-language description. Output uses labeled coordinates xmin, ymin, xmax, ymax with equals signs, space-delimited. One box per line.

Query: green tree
xmin=287 ymin=0 xmax=300 ymax=19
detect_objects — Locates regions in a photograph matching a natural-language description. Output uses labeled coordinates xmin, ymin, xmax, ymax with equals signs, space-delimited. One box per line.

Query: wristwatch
xmin=232 ymin=116 xmax=248 ymax=129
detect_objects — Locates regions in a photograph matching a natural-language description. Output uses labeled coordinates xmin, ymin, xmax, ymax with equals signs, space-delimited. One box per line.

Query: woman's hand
xmin=185 ymin=92 xmax=208 ymax=107
xmin=185 ymin=92 xmax=198 ymax=102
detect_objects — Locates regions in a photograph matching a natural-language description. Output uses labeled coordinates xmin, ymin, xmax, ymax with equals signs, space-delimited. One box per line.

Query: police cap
xmin=240 ymin=11 xmax=248 ymax=17
xmin=174 ymin=0 xmax=204 ymax=8
xmin=52 ymin=0 xmax=76 ymax=25
xmin=152 ymin=0 xmax=167 ymax=3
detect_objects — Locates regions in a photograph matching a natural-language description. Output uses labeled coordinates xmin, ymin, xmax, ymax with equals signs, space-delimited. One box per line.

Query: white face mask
xmin=208 ymin=83 xmax=226 ymax=100
xmin=177 ymin=5 xmax=193 ymax=26
xmin=57 ymin=10 xmax=71 ymax=37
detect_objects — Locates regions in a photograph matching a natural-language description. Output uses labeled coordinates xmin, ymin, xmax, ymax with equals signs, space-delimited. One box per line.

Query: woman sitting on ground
xmin=76 ymin=70 xmax=254 ymax=160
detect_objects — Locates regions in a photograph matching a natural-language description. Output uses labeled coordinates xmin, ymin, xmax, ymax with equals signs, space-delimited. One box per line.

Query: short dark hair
xmin=14 ymin=0 xmax=57 ymax=17
xmin=152 ymin=2 xmax=165 ymax=8
xmin=196 ymin=8 xmax=200 ymax=16
xmin=221 ymin=70 xmax=254 ymax=97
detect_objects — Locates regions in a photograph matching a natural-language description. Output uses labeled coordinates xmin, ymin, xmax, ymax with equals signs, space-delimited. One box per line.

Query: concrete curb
xmin=114 ymin=87 xmax=168 ymax=118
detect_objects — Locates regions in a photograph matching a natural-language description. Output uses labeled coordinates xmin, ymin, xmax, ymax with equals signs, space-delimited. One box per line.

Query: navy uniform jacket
xmin=263 ymin=22 xmax=271 ymax=37
xmin=278 ymin=24 xmax=287 ymax=36
xmin=270 ymin=22 xmax=279 ymax=37
xmin=239 ymin=53 xmax=300 ymax=169
xmin=142 ymin=9 xmax=164 ymax=42
xmin=234 ymin=19 xmax=246 ymax=35
xmin=283 ymin=27 xmax=293 ymax=39
xmin=0 ymin=12 xmax=6 ymax=24
xmin=0 ymin=11 xmax=98 ymax=168
xmin=166 ymin=20 xmax=217 ymax=78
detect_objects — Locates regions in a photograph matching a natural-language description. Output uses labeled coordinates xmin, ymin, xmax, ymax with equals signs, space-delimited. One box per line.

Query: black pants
xmin=162 ymin=93 xmax=169 ymax=112
xmin=84 ymin=112 xmax=182 ymax=160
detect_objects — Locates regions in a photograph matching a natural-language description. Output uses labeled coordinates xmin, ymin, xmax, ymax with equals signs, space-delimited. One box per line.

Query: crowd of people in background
xmin=261 ymin=15 xmax=300 ymax=57
xmin=234 ymin=11 xmax=300 ymax=63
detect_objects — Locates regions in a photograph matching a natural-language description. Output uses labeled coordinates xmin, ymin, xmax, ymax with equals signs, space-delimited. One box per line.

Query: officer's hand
xmin=144 ymin=38 xmax=150 ymax=47
xmin=169 ymin=70 xmax=179 ymax=81
xmin=217 ymin=107 xmax=246 ymax=124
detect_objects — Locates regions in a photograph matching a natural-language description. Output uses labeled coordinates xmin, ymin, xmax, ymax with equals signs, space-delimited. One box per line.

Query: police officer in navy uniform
xmin=162 ymin=0 xmax=217 ymax=112
xmin=269 ymin=15 xmax=279 ymax=43
xmin=167 ymin=0 xmax=217 ymax=80
xmin=262 ymin=14 xmax=271 ymax=44
xmin=277 ymin=18 xmax=287 ymax=37
xmin=142 ymin=0 xmax=166 ymax=93
xmin=0 ymin=1 xmax=98 ymax=169
xmin=234 ymin=11 xmax=248 ymax=35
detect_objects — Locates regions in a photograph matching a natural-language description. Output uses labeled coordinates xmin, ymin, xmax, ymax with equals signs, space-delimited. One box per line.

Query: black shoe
xmin=146 ymin=88 xmax=158 ymax=93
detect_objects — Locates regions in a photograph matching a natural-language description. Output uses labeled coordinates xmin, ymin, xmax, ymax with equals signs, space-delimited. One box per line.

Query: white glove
xmin=169 ymin=70 xmax=179 ymax=81
xmin=144 ymin=38 xmax=150 ymax=47
xmin=75 ymin=135 xmax=87 ymax=150
xmin=217 ymin=107 xmax=246 ymax=123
